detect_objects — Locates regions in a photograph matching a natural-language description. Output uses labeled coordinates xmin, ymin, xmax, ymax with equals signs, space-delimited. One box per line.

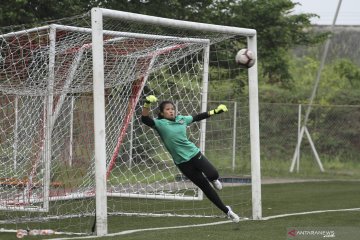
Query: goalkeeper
xmin=141 ymin=95 xmax=240 ymax=223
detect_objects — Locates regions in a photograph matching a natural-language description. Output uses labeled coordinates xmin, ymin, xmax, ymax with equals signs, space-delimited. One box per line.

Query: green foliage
xmin=288 ymin=55 xmax=360 ymax=105
xmin=259 ymin=84 xmax=309 ymax=103
xmin=94 ymin=0 xmax=214 ymax=22
xmin=1 ymin=0 xmax=328 ymax=87
xmin=0 ymin=0 xmax=92 ymax=27
xmin=2 ymin=182 xmax=359 ymax=240
xmin=221 ymin=0 xmax=328 ymax=86
xmin=333 ymin=59 xmax=360 ymax=88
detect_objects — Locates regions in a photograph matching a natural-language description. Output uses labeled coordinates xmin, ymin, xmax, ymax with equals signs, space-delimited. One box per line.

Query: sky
xmin=291 ymin=0 xmax=360 ymax=25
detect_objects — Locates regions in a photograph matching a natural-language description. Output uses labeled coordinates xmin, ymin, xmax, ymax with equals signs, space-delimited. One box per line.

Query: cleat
xmin=226 ymin=206 xmax=240 ymax=223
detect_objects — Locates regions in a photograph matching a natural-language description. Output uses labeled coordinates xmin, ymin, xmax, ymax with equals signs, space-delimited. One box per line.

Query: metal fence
xmin=205 ymin=102 xmax=360 ymax=178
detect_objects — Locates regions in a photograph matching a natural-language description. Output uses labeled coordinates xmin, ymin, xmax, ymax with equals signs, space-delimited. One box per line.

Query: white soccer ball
xmin=235 ymin=48 xmax=256 ymax=68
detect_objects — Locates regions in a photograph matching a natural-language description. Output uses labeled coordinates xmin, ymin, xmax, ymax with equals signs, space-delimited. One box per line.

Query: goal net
xmin=0 ymin=8 xmax=260 ymax=235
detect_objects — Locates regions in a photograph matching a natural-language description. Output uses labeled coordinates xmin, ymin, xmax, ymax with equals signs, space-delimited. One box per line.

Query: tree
xmin=90 ymin=0 xmax=214 ymax=22
xmin=334 ymin=59 xmax=360 ymax=89
xmin=211 ymin=0 xmax=328 ymax=87
xmin=1 ymin=0 xmax=327 ymax=87
xmin=0 ymin=0 xmax=91 ymax=27
xmin=99 ymin=0 xmax=328 ymax=87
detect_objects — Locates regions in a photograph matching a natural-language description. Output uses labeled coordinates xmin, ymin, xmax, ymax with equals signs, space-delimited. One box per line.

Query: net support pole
xmin=232 ymin=101 xmax=237 ymax=172
xmin=43 ymin=25 xmax=56 ymax=212
xmin=69 ymin=96 xmax=75 ymax=167
xmin=91 ymin=8 xmax=108 ymax=236
xmin=13 ymin=96 xmax=18 ymax=170
xmin=248 ymin=35 xmax=262 ymax=220
xmin=200 ymin=44 xmax=210 ymax=155
xmin=296 ymin=104 xmax=301 ymax=172
xmin=199 ymin=43 xmax=210 ymax=201
xmin=290 ymin=0 xmax=342 ymax=173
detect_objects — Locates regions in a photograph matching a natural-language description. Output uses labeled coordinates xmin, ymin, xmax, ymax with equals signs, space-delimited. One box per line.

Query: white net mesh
xmin=0 ymin=11 xmax=254 ymax=234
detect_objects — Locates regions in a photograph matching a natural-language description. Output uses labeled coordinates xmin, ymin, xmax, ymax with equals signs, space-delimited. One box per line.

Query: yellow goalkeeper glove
xmin=208 ymin=104 xmax=228 ymax=116
xmin=144 ymin=95 xmax=158 ymax=108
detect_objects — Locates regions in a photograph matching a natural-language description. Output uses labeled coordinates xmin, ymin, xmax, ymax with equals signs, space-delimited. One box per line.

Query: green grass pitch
xmin=0 ymin=181 xmax=359 ymax=239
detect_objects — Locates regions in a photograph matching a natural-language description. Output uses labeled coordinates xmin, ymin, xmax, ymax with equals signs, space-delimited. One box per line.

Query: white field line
xmin=262 ymin=207 xmax=360 ymax=220
xmin=47 ymin=220 xmax=234 ymax=240
xmin=47 ymin=207 xmax=360 ymax=240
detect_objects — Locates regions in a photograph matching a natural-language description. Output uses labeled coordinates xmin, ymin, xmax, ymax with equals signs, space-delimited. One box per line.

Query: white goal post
xmin=0 ymin=8 xmax=261 ymax=236
xmin=91 ymin=8 xmax=261 ymax=235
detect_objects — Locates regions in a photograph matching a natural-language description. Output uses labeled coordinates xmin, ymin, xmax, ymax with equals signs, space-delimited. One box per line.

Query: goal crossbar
xmin=100 ymin=8 xmax=257 ymax=37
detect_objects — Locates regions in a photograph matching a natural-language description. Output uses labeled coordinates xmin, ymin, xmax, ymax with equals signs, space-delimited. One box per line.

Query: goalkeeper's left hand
xmin=208 ymin=104 xmax=228 ymax=116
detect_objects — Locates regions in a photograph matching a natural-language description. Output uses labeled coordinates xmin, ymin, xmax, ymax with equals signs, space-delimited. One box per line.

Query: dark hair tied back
xmin=157 ymin=101 xmax=175 ymax=119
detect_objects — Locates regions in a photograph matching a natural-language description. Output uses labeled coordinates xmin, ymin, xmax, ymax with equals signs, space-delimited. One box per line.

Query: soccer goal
xmin=0 ymin=8 xmax=260 ymax=236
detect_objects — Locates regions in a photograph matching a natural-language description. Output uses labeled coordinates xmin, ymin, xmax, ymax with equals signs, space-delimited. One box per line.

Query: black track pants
xmin=176 ymin=153 xmax=228 ymax=214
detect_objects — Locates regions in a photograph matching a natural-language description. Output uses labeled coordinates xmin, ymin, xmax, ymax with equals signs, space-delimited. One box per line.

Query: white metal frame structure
xmin=290 ymin=0 xmax=342 ymax=173
xmin=91 ymin=8 xmax=261 ymax=235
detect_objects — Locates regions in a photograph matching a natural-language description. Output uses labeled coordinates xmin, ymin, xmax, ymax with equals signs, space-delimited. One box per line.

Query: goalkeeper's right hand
xmin=144 ymin=95 xmax=158 ymax=108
